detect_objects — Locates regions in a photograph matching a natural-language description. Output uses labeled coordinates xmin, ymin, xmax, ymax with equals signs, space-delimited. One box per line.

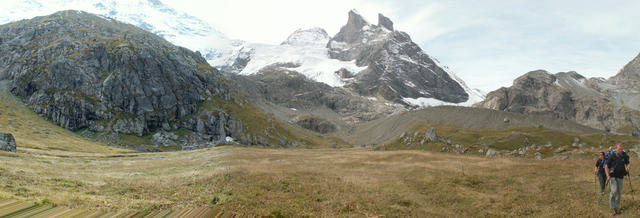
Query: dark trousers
xmin=598 ymin=172 xmax=607 ymax=193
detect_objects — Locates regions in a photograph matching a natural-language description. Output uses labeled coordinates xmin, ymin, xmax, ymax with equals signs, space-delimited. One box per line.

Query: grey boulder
xmin=0 ymin=133 xmax=17 ymax=153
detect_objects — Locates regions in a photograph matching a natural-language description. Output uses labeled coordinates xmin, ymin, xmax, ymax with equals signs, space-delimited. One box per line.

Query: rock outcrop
xmin=294 ymin=115 xmax=337 ymax=134
xmin=0 ymin=133 xmax=17 ymax=153
xmin=0 ymin=10 xmax=249 ymax=148
xmin=378 ymin=13 xmax=394 ymax=31
xmin=425 ymin=127 xmax=439 ymax=143
xmin=227 ymin=64 xmax=403 ymax=126
xmin=476 ymin=54 xmax=640 ymax=136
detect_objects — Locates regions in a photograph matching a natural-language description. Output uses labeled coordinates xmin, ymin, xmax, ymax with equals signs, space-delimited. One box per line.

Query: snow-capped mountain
xmin=226 ymin=10 xmax=485 ymax=107
xmin=2 ymin=1 xmax=484 ymax=108
xmin=326 ymin=10 xmax=484 ymax=107
xmin=1 ymin=0 xmax=236 ymax=67
xmin=281 ymin=28 xmax=331 ymax=47
xmin=229 ymin=28 xmax=367 ymax=87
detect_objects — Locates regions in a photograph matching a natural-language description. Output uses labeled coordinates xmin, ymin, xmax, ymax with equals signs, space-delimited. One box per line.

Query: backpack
xmin=608 ymin=152 xmax=629 ymax=178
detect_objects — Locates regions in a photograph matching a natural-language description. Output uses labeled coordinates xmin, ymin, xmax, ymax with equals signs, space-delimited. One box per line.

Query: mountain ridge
xmin=224 ymin=10 xmax=484 ymax=109
xmin=476 ymin=53 xmax=640 ymax=136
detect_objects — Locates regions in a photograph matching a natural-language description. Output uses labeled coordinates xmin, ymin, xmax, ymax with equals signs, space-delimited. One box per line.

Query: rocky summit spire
xmin=331 ymin=9 xmax=370 ymax=44
xmin=326 ymin=10 xmax=473 ymax=105
xmin=347 ymin=9 xmax=368 ymax=29
xmin=378 ymin=13 xmax=393 ymax=31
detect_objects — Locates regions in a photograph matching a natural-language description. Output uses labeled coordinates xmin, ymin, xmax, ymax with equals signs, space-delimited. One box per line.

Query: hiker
xmin=605 ymin=143 xmax=631 ymax=215
xmin=595 ymin=152 xmax=607 ymax=194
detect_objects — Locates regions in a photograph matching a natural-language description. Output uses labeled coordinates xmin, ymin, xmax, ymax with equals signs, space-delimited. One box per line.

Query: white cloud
xmin=162 ymin=0 xmax=390 ymax=43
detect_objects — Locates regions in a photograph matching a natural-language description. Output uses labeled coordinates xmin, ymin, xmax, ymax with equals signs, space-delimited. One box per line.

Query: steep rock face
xmin=0 ymin=10 xmax=246 ymax=147
xmin=378 ymin=13 xmax=394 ymax=31
xmin=476 ymin=66 xmax=640 ymax=136
xmin=327 ymin=10 xmax=469 ymax=104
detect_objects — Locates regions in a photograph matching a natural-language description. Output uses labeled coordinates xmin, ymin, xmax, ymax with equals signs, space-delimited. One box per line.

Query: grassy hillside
xmin=0 ymin=81 xmax=129 ymax=154
xmin=207 ymin=97 xmax=350 ymax=149
xmin=340 ymin=106 xmax=603 ymax=147
xmin=382 ymin=123 xmax=640 ymax=156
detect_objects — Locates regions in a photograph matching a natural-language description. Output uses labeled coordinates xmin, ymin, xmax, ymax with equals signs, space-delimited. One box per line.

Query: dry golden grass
xmin=2 ymin=83 xmax=640 ymax=217
xmin=2 ymin=146 xmax=640 ymax=217
xmin=214 ymin=147 xmax=640 ymax=217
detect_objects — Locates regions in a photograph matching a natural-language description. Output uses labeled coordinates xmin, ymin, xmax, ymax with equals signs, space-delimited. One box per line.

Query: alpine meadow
xmin=1 ymin=0 xmax=640 ymax=217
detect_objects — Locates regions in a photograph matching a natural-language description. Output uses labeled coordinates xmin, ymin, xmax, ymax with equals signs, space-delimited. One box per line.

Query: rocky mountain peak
xmin=332 ymin=9 xmax=371 ymax=44
xmin=559 ymin=71 xmax=586 ymax=80
xmin=348 ymin=9 xmax=369 ymax=27
xmin=378 ymin=13 xmax=394 ymax=31
xmin=612 ymin=52 xmax=640 ymax=81
xmin=324 ymin=10 xmax=477 ymax=106
xmin=280 ymin=28 xmax=330 ymax=47
xmin=0 ymin=0 xmax=236 ymax=69
xmin=513 ymin=70 xmax=555 ymax=88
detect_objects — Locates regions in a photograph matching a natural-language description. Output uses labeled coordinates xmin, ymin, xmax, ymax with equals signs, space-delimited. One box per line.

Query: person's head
xmin=616 ymin=143 xmax=623 ymax=154
xmin=600 ymin=152 xmax=605 ymax=159
xmin=608 ymin=146 xmax=613 ymax=152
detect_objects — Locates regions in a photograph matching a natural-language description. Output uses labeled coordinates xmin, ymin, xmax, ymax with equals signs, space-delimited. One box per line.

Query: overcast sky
xmin=162 ymin=0 xmax=640 ymax=92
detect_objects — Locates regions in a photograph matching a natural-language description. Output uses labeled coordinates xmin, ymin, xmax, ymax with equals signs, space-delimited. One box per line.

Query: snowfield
xmin=238 ymin=42 xmax=367 ymax=87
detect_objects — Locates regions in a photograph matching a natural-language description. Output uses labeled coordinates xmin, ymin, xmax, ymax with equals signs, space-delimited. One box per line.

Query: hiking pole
xmin=595 ymin=173 xmax=600 ymax=203
xmin=628 ymin=173 xmax=636 ymax=202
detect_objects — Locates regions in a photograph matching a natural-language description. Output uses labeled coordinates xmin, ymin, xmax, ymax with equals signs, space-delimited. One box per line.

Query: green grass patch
xmin=616 ymin=124 xmax=636 ymax=134
xmin=197 ymin=62 xmax=215 ymax=74
xmin=384 ymin=122 xmax=640 ymax=153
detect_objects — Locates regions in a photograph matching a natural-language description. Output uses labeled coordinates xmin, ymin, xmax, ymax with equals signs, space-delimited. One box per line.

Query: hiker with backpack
xmin=596 ymin=152 xmax=608 ymax=195
xmin=605 ymin=143 xmax=631 ymax=215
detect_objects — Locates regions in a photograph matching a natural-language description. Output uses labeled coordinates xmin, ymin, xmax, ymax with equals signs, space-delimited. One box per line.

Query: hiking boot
xmin=611 ymin=209 xmax=617 ymax=216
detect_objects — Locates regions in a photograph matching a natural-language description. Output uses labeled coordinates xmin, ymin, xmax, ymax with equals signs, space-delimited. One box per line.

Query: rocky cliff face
xmin=327 ymin=10 xmax=470 ymax=105
xmin=476 ymin=54 xmax=640 ymax=136
xmin=0 ymin=10 xmax=249 ymax=149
